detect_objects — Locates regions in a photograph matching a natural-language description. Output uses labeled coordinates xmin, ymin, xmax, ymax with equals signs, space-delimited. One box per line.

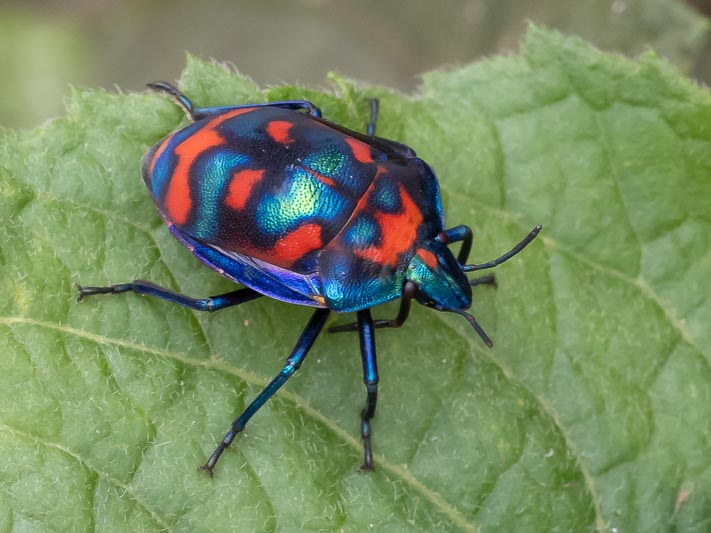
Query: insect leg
xmin=201 ymin=308 xmax=330 ymax=476
xmin=146 ymin=82 xmax=198 ymax=120
xmin=147 ymin=81 xmax=323 ymax=121
xmin=468 ymin=273 xmax=497 ymax=287
xmin=357 ymin=309 xmax=379 ymax=470
xmin=77 ymin=280 xmax=261 ymax=312
xmin=366 ymin=99 xmax=379 ymax=136
xmin=328 ymin=281 xmax=416 ymax=333
xmin=192 ymin=100 xmax=323 ymax=120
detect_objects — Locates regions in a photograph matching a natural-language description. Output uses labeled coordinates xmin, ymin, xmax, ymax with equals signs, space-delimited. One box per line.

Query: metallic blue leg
xmin=191 ymin=100 xmax=322 ymax=120
xmin=77 ymin=280 xmax=261 ymax=312
xmin=357 ymin=309 xmax=379 ymax=470
xmin=329 ymin=281 xmax=416 ymax=333
xmin=147 ymin=81 xmax=322 ymax=120
xmin=366 ymin=99 xmax=379 ymax=136
xmin=201 ymin=308 xmax=330 ymax=476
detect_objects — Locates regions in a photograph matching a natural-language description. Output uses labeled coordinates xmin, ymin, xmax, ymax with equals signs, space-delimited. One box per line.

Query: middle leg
xmin=201 ymin=307 xmax=330 ymax=476
xmin=357 ymin=309 xmax=379 ymax=470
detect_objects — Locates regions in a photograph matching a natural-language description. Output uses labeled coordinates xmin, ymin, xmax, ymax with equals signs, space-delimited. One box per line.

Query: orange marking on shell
xmin=344 ymin=137 xmax=374 ymax=164
xmin=355 ymin=183 xmax=423 ymax=268
xmin=267 ymin=120 xmax=294 ymax=144
xmin=274 ymin=223 xmax=323 ymax=264
xmin=303 ymin=165 xmax=336 ymax=187
xmin=225 ymin=169 xmax=266 ymax=210
xmin=416 ymin=248 xmax=439 ymax=269
xmin=164 ymin=108 xmax=253 ymax=224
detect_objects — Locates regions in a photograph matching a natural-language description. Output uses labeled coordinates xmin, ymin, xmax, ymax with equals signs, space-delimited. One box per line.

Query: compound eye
xmin=434 ymin=231 xmax=449 ymax=244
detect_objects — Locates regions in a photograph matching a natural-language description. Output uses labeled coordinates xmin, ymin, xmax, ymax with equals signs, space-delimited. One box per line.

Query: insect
xmin=77 ymin=81 xmax=541 ymax=475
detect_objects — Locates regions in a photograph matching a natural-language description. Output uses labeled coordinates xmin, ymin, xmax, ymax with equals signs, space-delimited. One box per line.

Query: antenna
xmin=455 ymin=310 xmax=494 ymax=347
xmin=462 ymin=225 xmax=542 ymax=273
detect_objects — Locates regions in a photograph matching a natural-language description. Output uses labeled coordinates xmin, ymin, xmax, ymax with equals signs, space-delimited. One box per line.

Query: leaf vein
xmin=427 ymin=305 xmax=605 ymax=530
xmin=0 ymin=422 xmax=173 ymax=532
xmin=0 ymin=316 xmax=479 ymax=533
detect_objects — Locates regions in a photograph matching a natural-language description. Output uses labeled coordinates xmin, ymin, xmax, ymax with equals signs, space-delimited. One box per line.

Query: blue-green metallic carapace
xmin=78 ymin=82 xmax=541 ymax=475
xmin=142 ymin=91 xmax=449 ymax=313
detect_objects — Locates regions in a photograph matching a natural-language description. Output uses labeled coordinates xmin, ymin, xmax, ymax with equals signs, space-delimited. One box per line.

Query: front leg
xmin=329 ymin=281 xmax=416 ymax=333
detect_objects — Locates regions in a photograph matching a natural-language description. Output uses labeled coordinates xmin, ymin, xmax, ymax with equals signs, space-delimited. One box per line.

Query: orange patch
xmin=303 ymin=165 xmax=336 ymax=187
xmin=165 ymin=108 xmax=254 ymax=224
xmin=274 ymin=223 xmax=323 ymax=264
xmin=355 ymin=182 xmax=423 ymax=268
xmin=266 ymin=120 xmax=293 ymax=145
xmin=225 ymin=169 xmax=266 ymax=210
xmin=416 ymin=248 xmax=439 ymax=269
xmin=344 ymin=137 xmax=374 ymax=164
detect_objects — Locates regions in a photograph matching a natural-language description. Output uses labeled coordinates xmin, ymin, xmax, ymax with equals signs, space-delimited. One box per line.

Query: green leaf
xmin=1 ymin=26 xmax=710 ymax=531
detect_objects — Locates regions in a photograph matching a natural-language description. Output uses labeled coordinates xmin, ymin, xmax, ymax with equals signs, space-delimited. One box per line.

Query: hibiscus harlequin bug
xmin=77 ymin=81 xmax=541 ymax=475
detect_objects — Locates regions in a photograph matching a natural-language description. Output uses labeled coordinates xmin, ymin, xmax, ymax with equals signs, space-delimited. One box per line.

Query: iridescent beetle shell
xmin=142 ymin=104 xmax=452 ymax=313
xmin=78 ymin=82 xmax=540 ymax=475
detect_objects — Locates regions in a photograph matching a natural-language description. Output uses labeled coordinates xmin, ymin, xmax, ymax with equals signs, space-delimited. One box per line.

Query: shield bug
xmin=77 ymin=82 xmax=541 ymax=475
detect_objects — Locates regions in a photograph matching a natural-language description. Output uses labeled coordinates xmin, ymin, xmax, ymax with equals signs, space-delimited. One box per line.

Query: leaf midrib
xmin=12 ymin=166 xmax=702 ymax=532
xmin=0 ymin=316 xmax=479 ymax=533
xmin=21 ymin=155 xmax=700 ymax=356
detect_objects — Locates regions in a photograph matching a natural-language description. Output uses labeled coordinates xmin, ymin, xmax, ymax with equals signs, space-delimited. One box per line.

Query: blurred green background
xmin=2 ymin=0 xmax=711 ymax=129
